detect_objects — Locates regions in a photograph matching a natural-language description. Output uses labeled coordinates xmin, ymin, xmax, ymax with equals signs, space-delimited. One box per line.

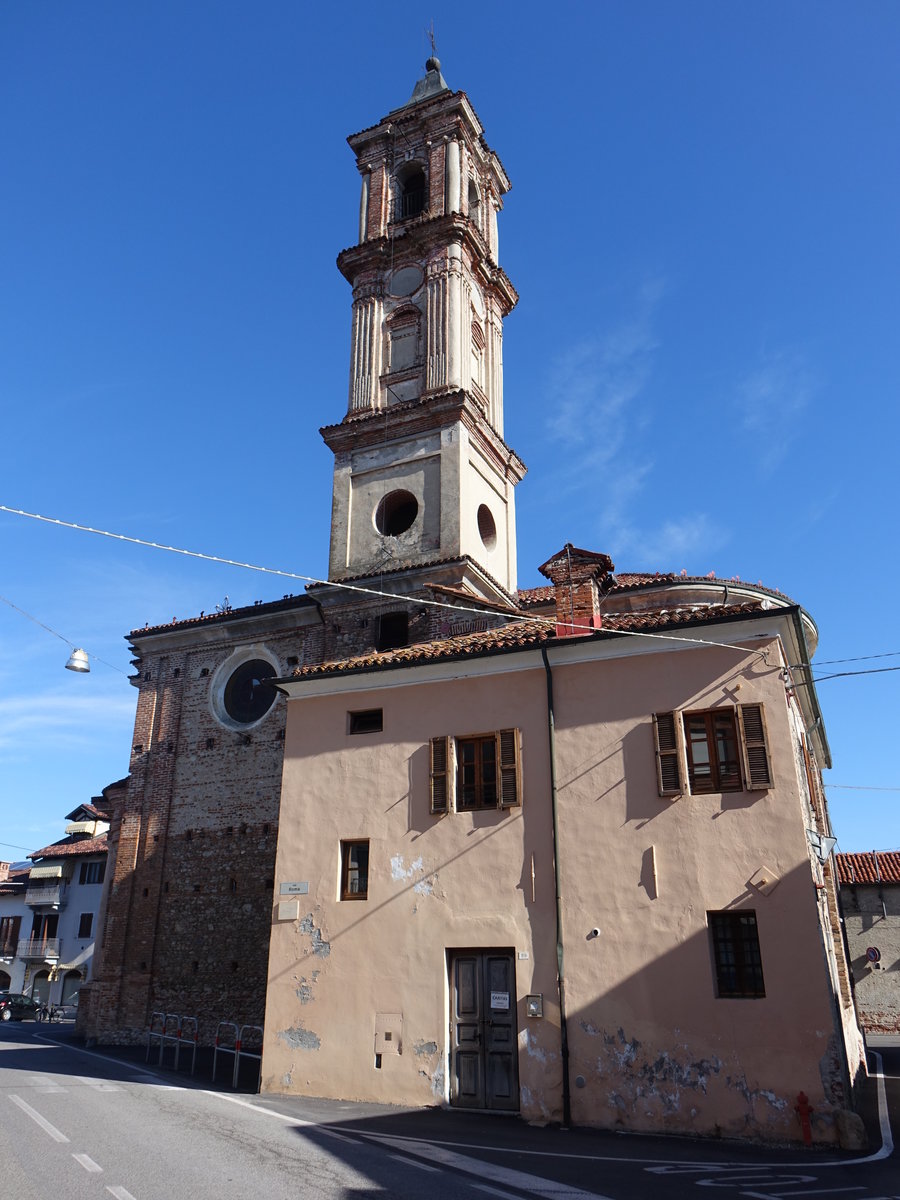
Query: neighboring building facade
xmin=0 ymin=801 xmax=112 ymax=1007
xmin=82 ymin=58 xmax=864 ymax=1145
xmin=0 ymin=861 xmax=31 ymax=992
xmin=837 ymin=851 xmax=900 ymax=1034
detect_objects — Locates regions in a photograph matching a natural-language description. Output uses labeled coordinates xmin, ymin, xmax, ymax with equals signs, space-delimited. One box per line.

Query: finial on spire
xmin=425 ymin=20 xmax=440 ymax=72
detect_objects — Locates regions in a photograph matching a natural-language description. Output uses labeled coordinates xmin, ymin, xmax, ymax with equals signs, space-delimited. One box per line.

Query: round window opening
xmin=477 ymin=504 xmax=497 ymax=551
xmin=223 ymin=659 xmax=277 ymax=724
xmin=375 ymin=489 xmax=419 ymax=536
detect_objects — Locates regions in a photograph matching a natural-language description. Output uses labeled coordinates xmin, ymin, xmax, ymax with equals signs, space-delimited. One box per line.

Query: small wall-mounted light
xmin=65 ymin=648 xmax=90 ymax=673
xmin=526 ymin=994 xmax=543 ymax=1018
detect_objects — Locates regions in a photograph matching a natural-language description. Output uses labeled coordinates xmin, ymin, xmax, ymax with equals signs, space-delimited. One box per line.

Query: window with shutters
xmin=708 ymin=910 xmax=766 ymax=998
xmin=653 ymin=704 xmax=772 ymax=797
xmin=429 ymin=730 xmax=521 ymax=814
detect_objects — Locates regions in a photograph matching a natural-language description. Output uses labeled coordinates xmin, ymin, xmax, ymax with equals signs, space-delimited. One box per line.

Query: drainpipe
xmin=541 ymin=646 xmax=571 ymax=1127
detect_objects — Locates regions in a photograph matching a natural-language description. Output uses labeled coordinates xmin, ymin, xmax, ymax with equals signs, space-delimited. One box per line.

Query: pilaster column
xmin=348 ymin=285 xmax=383 ymax=411
xmin=358 ymin=171 xmax=370 ymax=244
xmin=446 ymin=243 xmax=464 ymax=390
xmin=445 ymin=137 xmax=461 ymax=214
xmin=426 ymin=260 xmax=447 ymax=391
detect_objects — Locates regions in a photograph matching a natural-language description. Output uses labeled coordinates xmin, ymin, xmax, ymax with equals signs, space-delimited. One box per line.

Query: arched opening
xmin=61 ymin=970 xmax=82 ymax=1005
xmin=375 ymin=490 xmax=418 ymax=536
xmin=31 ymin=970 xmax=50 ymax=1005
xmin=398 ymin=167 xmax=426 ymax=219
xmin=468 ymin=179 xmax=481 ymax=231
xmin=477 ymin=504 xmax=497 ymax=551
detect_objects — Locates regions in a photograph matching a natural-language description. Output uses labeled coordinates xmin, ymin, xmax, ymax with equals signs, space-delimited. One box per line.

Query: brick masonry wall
xmin=88 ymin=592 xmax=494 ymax=1046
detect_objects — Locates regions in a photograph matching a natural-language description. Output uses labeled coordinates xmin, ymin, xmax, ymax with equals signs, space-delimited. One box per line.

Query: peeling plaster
xmin=522 ymin=1028 xmax=554 ymax=1064
xmin=818 ymin=1034 xmax=844 ymax=1107
xmin=278 ymin=1024 xmax=321 ymax=1051
xmin=282 ymin=1072 xmax=293 ymax=1087
xmin=295 ymin=970 xmax=321 ymax=1003
xmin=521 ymin=1083 xmax=553 ymax=1123
xmin=298 ymin=914 xmax=331 ymax=957
xmin=391 ymin=855 xmax=423 ymax=881
xmin=430 ymin=1060 xmax=445 ymax=1099
xmin=414 ymin=1040 xmax=438 ymax=1056
xmin=596 ymin=1029 xmax=732 ymax=1118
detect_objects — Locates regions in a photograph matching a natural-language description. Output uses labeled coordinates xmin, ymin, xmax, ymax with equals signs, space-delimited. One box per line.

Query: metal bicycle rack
xmin=146 ymin=1012 xmax=199 ymax=1074
xmin=233 ymin=1024 xmax=263 ymax=1091
xmin=212 ymin=1021 xmax=239 ymax=1085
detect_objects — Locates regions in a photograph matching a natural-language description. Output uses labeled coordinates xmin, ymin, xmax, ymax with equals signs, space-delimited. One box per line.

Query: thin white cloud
xmin=0 ymin=688 xmax=135 ymax=756
xmin=543 ymin=279 xmax=726 ymax=568
xmin=737 ymin=349 xmax=817 ymax=473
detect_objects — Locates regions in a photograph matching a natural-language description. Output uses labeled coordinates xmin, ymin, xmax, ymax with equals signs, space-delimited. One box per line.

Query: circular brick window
xmin=477 ymin=504 xmax=497 ymax=551
xmin=223 ymin=659 xmax=277 ymax=724
xmin=375 ymin=489 xmax=418 ymax=536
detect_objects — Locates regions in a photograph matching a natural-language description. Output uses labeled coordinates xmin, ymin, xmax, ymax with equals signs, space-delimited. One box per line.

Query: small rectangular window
xmin=349 ymin=709 xmax=383 ymax=735
xmin=340 ymin=840 xmax=369 ymax=901
xmin=457 ymin=735 xmax=498 ymax=809
xmin=685 ymin=710 xmax=742 ymax=793
xmin=377 ymin=612 xmax=408 ymax=651
xmin=709 ymin=910 xmax=765 ymax=998
xmin=79 ymin=861 xmax=106 ymax=885
xmin=78 ymin=912 xmax=93 ymax=939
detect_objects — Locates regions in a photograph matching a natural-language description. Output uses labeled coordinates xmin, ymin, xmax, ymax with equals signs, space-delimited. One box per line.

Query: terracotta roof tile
xmin=287 ymin=601 xmax=765 ymax=681
xmin=836 ymin=852 xmax=900 ymax=886
xmin=30 ymin=833 xmax=108 ymax=861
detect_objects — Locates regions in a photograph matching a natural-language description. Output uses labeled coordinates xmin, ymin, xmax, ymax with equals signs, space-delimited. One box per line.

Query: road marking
xmin=362 ymin=1133 xmax=613 ymax=1200
xmin=387 ymin=1152 xmax=441 ymax=1173
xmin=73 ymin=1153 xmax=103 ymax=1173
xmin=28 ymin=1074 xmax=64 ymax=1093
xmin=319 ymin=1129 xmax=359 ymax=1144
xmin=76 ymin=1075 xmax=122 ymax=1093
xmin=106 ymin=1188 xmax=137 ymax=1200
xmin=9 ymin=1094 xmax=70 ymax=1143
xmin=740 ymin=1190 xmax=865 ymax=1198
xmin=696 ymin=1174 xmax=817 ymax=1189
xmin=472 ymin=1187 xmax=523 ymax=1200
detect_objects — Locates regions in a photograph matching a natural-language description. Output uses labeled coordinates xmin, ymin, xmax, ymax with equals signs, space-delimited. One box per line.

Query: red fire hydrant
xmin=795 ymin=1091 xmax=813 ymax=1146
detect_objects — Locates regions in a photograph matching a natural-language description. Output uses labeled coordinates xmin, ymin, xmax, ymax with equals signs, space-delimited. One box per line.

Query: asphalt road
xmin=2 ymin=1023 xmax=899 ymax=1200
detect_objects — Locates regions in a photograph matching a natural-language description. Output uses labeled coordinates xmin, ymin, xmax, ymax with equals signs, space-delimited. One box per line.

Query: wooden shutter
xmin=430 ymin=736 xmax=450 ymax=815
xmin=738 ymin=704 xmax=772 ymax=789
xmin=497 ymin=729 xmax=522 ymax=808
xmin=653 ymin=712 xmax=683 ymax=797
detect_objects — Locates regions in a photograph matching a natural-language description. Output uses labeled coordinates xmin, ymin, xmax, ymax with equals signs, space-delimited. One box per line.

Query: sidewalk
xmin=38 ymin=1024 xmax=896 ymax=1167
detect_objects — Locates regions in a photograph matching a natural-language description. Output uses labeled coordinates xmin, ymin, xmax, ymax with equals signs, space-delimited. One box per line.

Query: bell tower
xmin=322 ymin=58 xmax=526 ymax=604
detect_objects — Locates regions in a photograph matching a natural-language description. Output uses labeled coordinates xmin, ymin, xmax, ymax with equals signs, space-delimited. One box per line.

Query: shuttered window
xmin=430 ymin=736 xmax=450 ymax=815
xmin=738 ymin=704 xmax=773 ymax=789
xmin=653 ymin=712 xmax=682 ymax=796
xmin=430 ymin=730 xmax=521 ymax=814
xmin=654 ymin=705 xmax=772 ymax=797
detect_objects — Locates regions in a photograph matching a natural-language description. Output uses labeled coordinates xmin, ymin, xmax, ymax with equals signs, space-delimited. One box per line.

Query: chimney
xmin=0 ymin=862 xmax=9 ymax=883
xmin=538 ymin=544 xmax=615 ymax=638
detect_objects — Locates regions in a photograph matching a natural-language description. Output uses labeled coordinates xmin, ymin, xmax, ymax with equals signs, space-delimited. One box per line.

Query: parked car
xmin=0 ymin=992 xmax=40 ymax=1021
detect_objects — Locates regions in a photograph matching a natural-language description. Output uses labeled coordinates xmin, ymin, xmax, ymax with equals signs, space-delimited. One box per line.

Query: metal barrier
xmin=146 ymin=1012 xmax=166 ymax=1063
xmin=212 ymin=1021 xmax=239 ymax=1085
xmin=146 ymin=1012 xmax=199 ymax=1074
xmin=233 ymin=1023 xmax=263 ymax=1091
xmin=175 ymin=1015 xmax=199 ymax=1075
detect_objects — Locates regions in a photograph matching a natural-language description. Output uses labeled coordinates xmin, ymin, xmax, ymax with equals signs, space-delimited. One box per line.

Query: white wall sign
xmin=491 ymin=991 xmax=510 ymax=1010
xmin=279 ymin=882 xmax=309 ymax=895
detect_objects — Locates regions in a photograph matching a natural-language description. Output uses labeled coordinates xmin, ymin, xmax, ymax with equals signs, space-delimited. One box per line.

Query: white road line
xmin=28 ymin=1074 xmax=64 ymax=1093
xmin=472 ymin=1187 xmax=522 ymax=1200
xmin=9 ymin=1094 xmax=70 ymax=1143
xmin=741 ymin=1189 xmax=866 ymax=1198
xmin=387 ymin=1152 xmax=441 ymax=1173
xmin=362 ymin=1133 xmax=613 ymax=1200
xmin=106 ymin=1187 xmax=138 ymax=1200
xmin=73 ymin=1153 xmax=104 ymax=1173
xmin=76 ymin=1075 xmax=122 ymax=1093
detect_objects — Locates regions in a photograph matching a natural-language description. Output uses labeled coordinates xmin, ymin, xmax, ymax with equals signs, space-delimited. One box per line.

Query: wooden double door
xmin=449 ymin=950 xmax=519 ymax=1111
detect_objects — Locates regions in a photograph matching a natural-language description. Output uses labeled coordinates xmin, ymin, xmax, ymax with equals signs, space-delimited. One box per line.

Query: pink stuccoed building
xmin=264 ymin=553 xmax=864 ymax=1144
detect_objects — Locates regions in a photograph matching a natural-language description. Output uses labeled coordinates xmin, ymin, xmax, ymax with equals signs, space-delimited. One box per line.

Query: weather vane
xmin=427 ymin=20 xmax=437 ymax=58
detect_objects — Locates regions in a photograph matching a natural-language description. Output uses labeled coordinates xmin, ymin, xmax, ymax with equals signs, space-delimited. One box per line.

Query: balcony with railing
xmin=16 ymin=938 xmax=60 ymax=960
xmin=0 ymin=939 xmax=17 ymax=959
xmin=25 ymin=884 xmax=67 ymax=909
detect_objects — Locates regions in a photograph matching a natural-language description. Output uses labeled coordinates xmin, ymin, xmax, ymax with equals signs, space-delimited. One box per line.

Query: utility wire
xmin=813 ymin=665 xmax=900 ymax=683
xmin=824 ymin=784 xmax=900 ymax=792
xmin=0 ymin=593 xmax=126 ymax=675
xmin=0 ymin=503 xmax=781 ymax=662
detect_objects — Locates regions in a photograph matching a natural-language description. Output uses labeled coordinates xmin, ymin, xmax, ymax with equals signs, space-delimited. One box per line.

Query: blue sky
xmin=2 ymin=3 xmax=898 ymax=857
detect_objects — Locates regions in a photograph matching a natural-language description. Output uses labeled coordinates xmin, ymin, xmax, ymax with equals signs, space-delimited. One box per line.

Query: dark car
xmin=0 ymin=992 xmax=40 ymax=1021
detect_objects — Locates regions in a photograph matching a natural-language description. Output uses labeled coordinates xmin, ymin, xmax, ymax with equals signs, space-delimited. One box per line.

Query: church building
xmin=81 ymin=59 xmax=864 ymax=1145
